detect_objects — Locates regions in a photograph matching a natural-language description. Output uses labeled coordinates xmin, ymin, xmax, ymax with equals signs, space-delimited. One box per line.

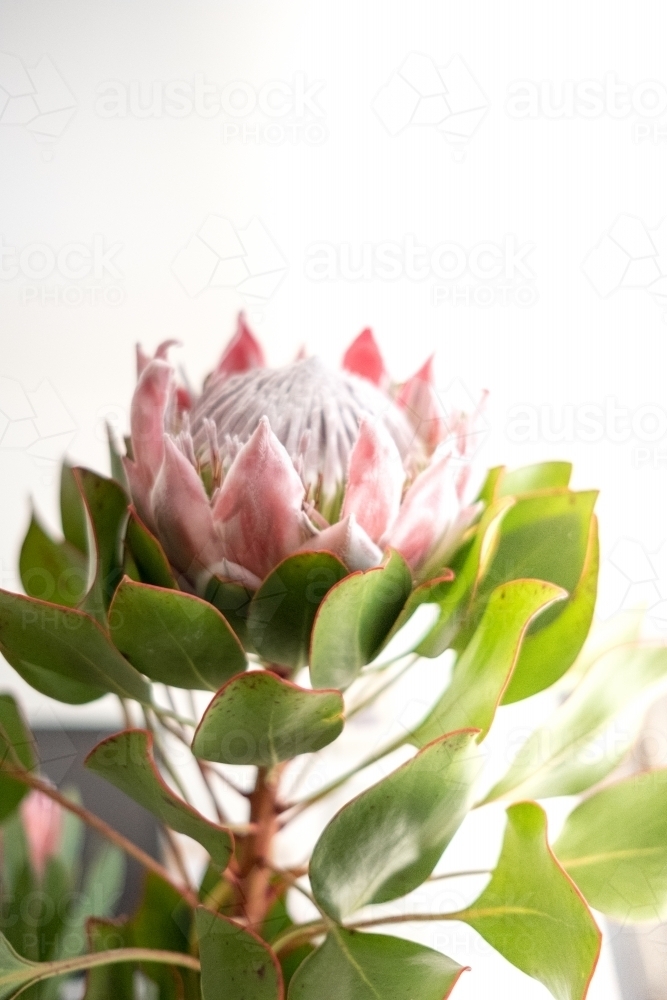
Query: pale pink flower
xmin=20 ymin=790 xmax=62 ymax=880
xmin=123 ymin=319 xmax=484 ymax=589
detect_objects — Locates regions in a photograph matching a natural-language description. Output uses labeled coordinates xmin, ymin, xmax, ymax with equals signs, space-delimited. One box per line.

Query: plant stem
xmin=8 ymin=947 xmax=201 ymax=992
xmin=345 ymin=654 xmax=419 ymax=721
xmin=4 ymin=765 xmax=199 ymax=910
xmin=234 ymin=765 xmax=283 ymax=926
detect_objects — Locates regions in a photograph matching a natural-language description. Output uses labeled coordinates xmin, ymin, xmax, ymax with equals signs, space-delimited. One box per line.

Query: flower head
xmin=124 ymin=318 xmax=485 ymax=590
xmin=20 ymin=790 xmax=62 ymax=880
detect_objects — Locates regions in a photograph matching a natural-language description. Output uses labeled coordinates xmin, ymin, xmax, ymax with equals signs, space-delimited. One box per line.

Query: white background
xmin=2 ymin=2 xmax=667 ymax=996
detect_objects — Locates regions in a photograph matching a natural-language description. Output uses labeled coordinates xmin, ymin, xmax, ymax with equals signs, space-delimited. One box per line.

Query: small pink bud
xmin=20 ymin=791 xmax=62 ymax=881
xmin=342 ymin=329 xmax=389 ymax=389
xmin=341 ymin=419 xmax=405 ymax=545
xmin=212 ymin=417 xmax=309 ymax=581
xmin=215 ymin=313 xmax=265 ymax=379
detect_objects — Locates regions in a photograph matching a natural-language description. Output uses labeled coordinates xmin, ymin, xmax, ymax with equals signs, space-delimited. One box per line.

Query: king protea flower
xmin=124 ymin=316 xmax=485 ymax=591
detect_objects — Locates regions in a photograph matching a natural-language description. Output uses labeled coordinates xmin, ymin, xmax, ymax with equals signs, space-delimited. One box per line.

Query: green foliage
xmin=193 ymin=672 xmax=343 ymax=766
xmin=85 ymin=731 xmax=233 ymax=869
xmin=310 ymin=550 xmax=413 ymax=689
xmin=196 ymin=908 xmax=282 ymax=1000
xmin=288 ymin=928 xmax=465 ymax=1000
xmin=109 ymin=578 xmax=247 ymax=690
xmin=555 ymin=769 xmax=667 ymax=922
xmin=2 ymin=459 xmax=667 ymax=1000
xmin=0 ymin=695 xmax=35 ymax=820
xmin=310 ymin=730 xmax=480 ymax=919
xmin=459 ymin=803 xmax=601 ymax=1000
xmin=247 ymin=552 xmax=348 ymax=670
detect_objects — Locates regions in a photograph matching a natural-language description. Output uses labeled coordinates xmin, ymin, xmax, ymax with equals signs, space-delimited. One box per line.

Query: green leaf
xmin=57 ymin=844 xmax=126 ymax=961
xmin=85 ymin=871 xmax=193 ymax=998
xmin=125 ymin=509 xmax=177 ymax=589
xmin=483 ymin=644 xmax=667 ymax=803
xmin=310 ymin=551 xmax=413 ymax=690
xmin=502 ymin=515 xmax=599 ymax=703
xmin=74 ymin=468 xmax=129 ymax=625
xmin=196 ymin=907 xmax=283 ymax=1000
xmin=0 ymin=930 xmax=199 ymax=1000
xmin=0 ymin=694 xmax=35 ymax=820
xmin=193 ymin=672 xmax=344 ymax=767
xmin=19 ymin=515 xmax=87 ymax=608
xmin=310 ymin=729 xmax=480 ymax=919
xmin=0 ymin=590 xmax=151 ymax=705
xmin=458 ymin=802 xmax=600 ymax=1000
xmin=412 ymin=579 xmax=565 ymax=748
xmin=287 ymin=928 xmax=466 ymax=1000
xmin=60 ymin=461 xmax=88 ymax=555
xmin=247 ymin=552 xmax=348 ymax=671
xmin=204 ymin=576 xmax=256 ymax=652
xmin=416 ymin=497 xmax=515 ymax=658
xmin=468 ymin=489 xmax=598 ymax=701
xmin=109 ymin=578 xmax=246 ymax=691
xmin=555 ymin=769 xmax=667 ymax=922
xmin=498 ymin=462 xmax=573 ymax=497
xmin=85 ymin=730 xmax=233 ymax=869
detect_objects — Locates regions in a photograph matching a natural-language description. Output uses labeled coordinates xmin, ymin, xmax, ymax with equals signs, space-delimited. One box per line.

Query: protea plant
xmin=0 ymin=319 xmax=666 ymax=1000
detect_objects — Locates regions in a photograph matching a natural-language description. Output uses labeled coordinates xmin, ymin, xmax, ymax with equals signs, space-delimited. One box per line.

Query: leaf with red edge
xmin=74 ymin=468 xmax=129 ymax=625
xmin=287 ymin=928 xmax=466 ymax=1000
xmin=85 ymin=730 xmax=233 ymax=869
xmin=196 ymin=907 xmax=283 ymax=1000
xmin=192 ymin=671 xmax=343 ymax=767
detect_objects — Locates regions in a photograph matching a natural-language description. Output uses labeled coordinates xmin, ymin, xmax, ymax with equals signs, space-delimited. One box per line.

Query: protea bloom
xmin=124 ymin=316 xmax=485 ymax=591
xmin=20 ymin=790 xmax=62 ymax=880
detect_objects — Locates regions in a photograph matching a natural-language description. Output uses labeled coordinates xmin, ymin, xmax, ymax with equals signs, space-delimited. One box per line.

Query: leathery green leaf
xmin=287 ymin=928 xmax=466 ymax=1000
xmin=74 ymin=468 xmax=129 ymax=624
xmin=19 ymin=514 xmax=87 ymax=608
xmin=109 ymin=578 xmax=246 ymax=691
xmin=484 ymin=644 xmax=667 ymax=804
xmin=0 ymin=590 xmax=150 ymax=705
xmin=85 ymin=730 xmax=233 ymax=869
xmin=503 ymin=515 xmax=599 ymax=703
xmin=124 ymin=508 xmax=176 ymax=589
xmin=248 ymin=552 xmax=348 ymax=670
xmin=464 ymin=489 xmax=598 ymax=701
xmin=459 ymin=802 xmax=600 ymax=1000
xmin=310 ymin=729 xmax=481 ymax=919
xmin=498 ymin=462 xmax=573 ymax=498
xmin=196 ymin=907 xmax=283 ymax=1000
xmin=309 ymin=550 xmax=413 ymax=690
xmin=416 ymin=496 xmax=515 ymax=658
xmin=412 ymin=579 xmax=565 ymax=748
xmin=204 ymin=575 xmax=256 ymax=652
xmin=0 ymin=694 xmax=36 ymax=820
xmin=60 ymin=460 xmax=88 ymax=555
xmin=193 ymin=671 xmax=343 ymax=767
xmin=555 ymin=769 xmax=667 ymax=922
